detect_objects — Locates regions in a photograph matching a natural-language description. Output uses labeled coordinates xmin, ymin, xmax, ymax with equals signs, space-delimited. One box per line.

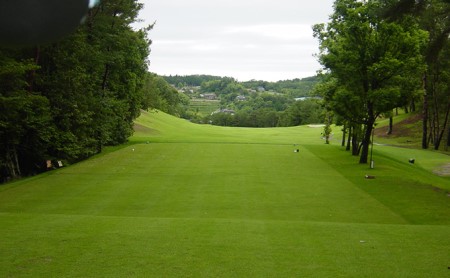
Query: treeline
xmin=163 ymin=75 xmax=323 ymax=127
xmin=241 ymin=76 xmax=319 ymax=98
xmin=314 ymin=0 xmax=450 ymax=164
xmin=163 ymin=74 xmax=224 ymax=87
xmin=0 ymin=0 xmax=166 ymax=182
xmin=163 ymin=74 xmax=319 ymax=98
xmin=207 ymin=97 xmax=322 ymax=128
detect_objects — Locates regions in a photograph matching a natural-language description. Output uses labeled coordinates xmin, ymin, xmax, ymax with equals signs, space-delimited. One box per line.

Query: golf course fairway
xmin=1 ymin=110 xmax=449 ymax=277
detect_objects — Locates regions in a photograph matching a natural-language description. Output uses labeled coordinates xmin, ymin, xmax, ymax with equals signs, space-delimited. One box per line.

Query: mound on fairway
xmin=0 ymin=110 xmax=449 ymax=277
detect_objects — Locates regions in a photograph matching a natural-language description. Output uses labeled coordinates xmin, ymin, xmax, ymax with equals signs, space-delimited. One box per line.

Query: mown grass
xmin=0 ymin=110 xmax=449 ymax=277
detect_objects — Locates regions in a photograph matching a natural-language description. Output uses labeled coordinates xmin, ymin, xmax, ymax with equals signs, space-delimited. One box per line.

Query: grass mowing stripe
xmin=304 ymin=144 xmax=450 ymax=225
xmin=0 ymin=143 xmax=406 ymax=224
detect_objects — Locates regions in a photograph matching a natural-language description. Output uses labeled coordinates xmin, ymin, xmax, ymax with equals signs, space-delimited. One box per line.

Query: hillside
xmin=0 ymin=111 xmax=449 ymax=277
xmin=374 ymin=113 xmax=424 ymax=148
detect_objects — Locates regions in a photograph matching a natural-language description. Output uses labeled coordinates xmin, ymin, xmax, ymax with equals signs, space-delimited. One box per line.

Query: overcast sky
xmin=137 ymin=0 xmax=335 ymax=82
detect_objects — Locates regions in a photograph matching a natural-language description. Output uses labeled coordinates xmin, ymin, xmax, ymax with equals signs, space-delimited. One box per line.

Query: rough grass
xmin=0 ymin=110 xmax=449 ymax=277
xmin=375 ymin=113 xmax=427 ymax=148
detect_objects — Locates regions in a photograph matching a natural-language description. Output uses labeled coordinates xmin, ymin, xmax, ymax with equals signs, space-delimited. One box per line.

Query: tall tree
xmin=314 ymin=0 xmax=427 ymax=163
xmin=0 ymin=0 xmax=152 ymax=182
xmin=36 ymin=0 xmax=152 ymax=159
xmin=0 ymin=49 xmax=53 ymax=179
xmin=382 ymin=0 xmax=450 ymax=149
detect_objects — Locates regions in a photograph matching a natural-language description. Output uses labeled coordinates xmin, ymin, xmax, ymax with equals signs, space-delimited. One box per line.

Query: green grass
xmin=1 ymin=110 xmax=449 ymax=277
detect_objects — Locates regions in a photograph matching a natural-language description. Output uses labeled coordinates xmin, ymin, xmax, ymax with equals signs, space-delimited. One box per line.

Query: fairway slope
xmin=0 ymin=110 xmax=449 ymax=277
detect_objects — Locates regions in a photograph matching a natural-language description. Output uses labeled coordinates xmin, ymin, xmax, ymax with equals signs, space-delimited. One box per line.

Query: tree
xmin=142 ymin=73 xmax=190 ymax=116
xmin=419 ymin=0 xmax=450 ymax=150
xmin=0 ymin=0 xmax=152 ymax=182
xmin=37 ymin=0 xmax=151 ymax=158
xmin=0 ymin=49 xmax=53 ymax=180
xmin=279 ymin=99 xmax=323 ymax=126
xmin=382 ymin=0 xmax=450 ymax=150
xmin=314 ymin=0 xmax=427 ymax=163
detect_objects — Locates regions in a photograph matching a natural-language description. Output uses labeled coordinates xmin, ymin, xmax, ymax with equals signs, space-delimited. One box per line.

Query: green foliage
xmin=163 ymin=74 xmax=223 ymax=87
xmin=279 ymin=99 xmax=323 ymax=126
xmin=323 ymin=110 xmax=333 ymax=144
xmin=0 ymin=49 xmax=53 ymax=179
xmin=376 ymin=0 xmax=450 ymax=150
xmin=0 ymin=0 xmax=151 ymax=181
xmin=242 ymin=76 xmax=320 ymax=97
xmin=162 ymin=75 xmax=322 ymax=128
xmin=314 ymin=0 xmax=428 ymax=163
xmin=141 ymin=73 xmax=189 ymax=117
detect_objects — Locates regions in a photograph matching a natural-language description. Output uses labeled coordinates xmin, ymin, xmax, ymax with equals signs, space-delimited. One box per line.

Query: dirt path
xmin=433 ymin=163 xmax=450 ymax=177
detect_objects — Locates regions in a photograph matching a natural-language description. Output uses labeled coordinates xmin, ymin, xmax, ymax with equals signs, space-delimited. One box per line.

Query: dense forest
xmin=314 ymin=0 xmax=450 ymax=163
xmin=0 ymin=0 xmax=154 ymax=182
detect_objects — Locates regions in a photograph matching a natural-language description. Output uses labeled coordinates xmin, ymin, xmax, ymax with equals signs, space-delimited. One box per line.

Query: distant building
xmin=211 ymin=109 xmax=235 ymax=115
xmin=257 ymin=86 xmax=265 ymax=92
xmin=178 ymin=86 xmax=201 ymax=94
xmin=295 ymin=96 xmax=322 ymax=101
xmin=200 ymin=93 xmax=217 ymax=100
xmin=236 ymin=95 xmax=247 ymax=101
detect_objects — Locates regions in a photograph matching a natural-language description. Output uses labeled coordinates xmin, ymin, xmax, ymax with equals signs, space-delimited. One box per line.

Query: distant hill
xmin=159 ymin=74 xmax=323 ymax=127
xmin=161 ymin=74 xmax=320 ymax=97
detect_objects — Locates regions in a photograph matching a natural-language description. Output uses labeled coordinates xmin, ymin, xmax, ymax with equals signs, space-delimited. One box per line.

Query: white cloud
xmin=223 ymin=24 xmax=313 ymax=41
xmin=138 ymin=0 xmax=334 ymax=81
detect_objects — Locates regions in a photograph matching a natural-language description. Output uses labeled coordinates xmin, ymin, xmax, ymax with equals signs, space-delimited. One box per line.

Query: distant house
xmin=295 ymin=96 xmax=322 ymax=101
xmin=211 ymin=109 xmax=235 ymax=115
xmin=200 ymin=93 xmax=217 ymax=100
xmin=295 ymin=97 xmax=308 ymax=101
xmin=179 ymin=86 xmax=201 ymax=94
xmin=236 ymin=95 xmax=246 ymax=101
xmin=257 ymin=86 xmax=265 ymax=92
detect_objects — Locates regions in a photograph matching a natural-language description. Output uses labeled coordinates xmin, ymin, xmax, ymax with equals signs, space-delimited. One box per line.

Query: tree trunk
xmin=422 ymin=73 xmax=428 ymax=149
xmin=431 ymin=74 xmax=440 ymax=149
xmin=12 ymin=147 xmax=21 ymax=177
xmin=351 ymin=127 xmax=359 ymax=156
xmin=359 ymin=124 xmax=374 ymax=164
xmin=387 ymin=117 xmax=393 ymax=135
xmin=346 ymin=126 xmax=352 ymax=151
xmin=434 ymin=103 xmax=450 ymax=150
xmin=341 ymin=124 xmax=347 ymax=147
xmin=360 ymin=103 xmax=375 ymax=164
xmin=410 ymin=100 xmax=416 ymax=112
xmin=324 ymin=111 xmax=332 ymax=144
xmin=446 ymin=126 xmax=450 ymax=151
xmin=101 ymin=64 xmax=110 ymax=91
xmin=5 ymin=146 xmax=21 ymax=179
